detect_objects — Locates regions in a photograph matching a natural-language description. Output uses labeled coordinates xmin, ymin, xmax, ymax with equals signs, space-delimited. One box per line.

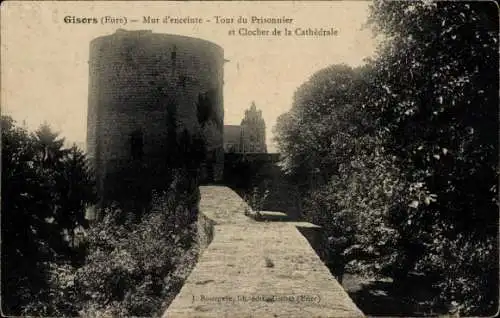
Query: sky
xmin=2 ymin=1 xmax=378 ymax=153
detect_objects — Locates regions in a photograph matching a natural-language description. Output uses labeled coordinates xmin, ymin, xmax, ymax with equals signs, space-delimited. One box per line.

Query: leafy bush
xmin=244 ymin=186 xmax=270 ymax=217
xmin=75 ymin=188 xmax=200 ymax=317
xmin=21 ymin=262 xmax=79 ymax=317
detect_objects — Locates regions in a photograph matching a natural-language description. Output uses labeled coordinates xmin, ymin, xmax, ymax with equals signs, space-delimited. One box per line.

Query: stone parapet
xmin=164 ymin=186 xmax=364 ymax=317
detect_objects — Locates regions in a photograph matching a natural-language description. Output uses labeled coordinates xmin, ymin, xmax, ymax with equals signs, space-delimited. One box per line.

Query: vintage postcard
xmin=1 ymin=1 xmax=498 ymax=317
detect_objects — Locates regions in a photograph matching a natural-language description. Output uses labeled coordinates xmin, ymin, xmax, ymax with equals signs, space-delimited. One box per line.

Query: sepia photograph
xmin=1 ymin=1 xmax=498 ymax=317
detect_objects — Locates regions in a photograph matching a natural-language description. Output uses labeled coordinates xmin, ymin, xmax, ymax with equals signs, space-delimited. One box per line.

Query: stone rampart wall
xmin=165 ymin=186 xmax=364 ymax=317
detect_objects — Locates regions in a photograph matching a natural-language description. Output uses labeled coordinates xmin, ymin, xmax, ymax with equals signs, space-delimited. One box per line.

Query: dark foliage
xmin=75 ymin=190 xmax=199 ymax=317
xmin=274 ymin=1 xmax=498 ymax=315
xmin=1 ymin=116 xmax=96 ymax=315
xmin=1 ymin=114 xmax=206 ymax=316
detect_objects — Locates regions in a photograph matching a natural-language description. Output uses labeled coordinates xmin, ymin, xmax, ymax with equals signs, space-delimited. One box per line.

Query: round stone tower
xmin=87 ymin=29 xmax=224 ymax=206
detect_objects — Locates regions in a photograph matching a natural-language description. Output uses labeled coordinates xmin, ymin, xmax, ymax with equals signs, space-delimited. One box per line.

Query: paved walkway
xmin=164 ymin=186 xmax=364 ymax=318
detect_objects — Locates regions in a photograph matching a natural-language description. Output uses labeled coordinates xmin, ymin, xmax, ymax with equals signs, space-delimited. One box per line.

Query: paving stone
xmin=164 ymin=186 xmax=364 ymax=318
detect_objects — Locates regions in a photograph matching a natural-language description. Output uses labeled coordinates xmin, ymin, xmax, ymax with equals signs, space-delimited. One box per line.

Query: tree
xmin=275 ymin=65 xmax=402 ymax=284
xmin=33 ymin=123 xmax=67 ymax=166
xmin=274 ymin=1 xmax=498 ymax=314
xmin=1 ymin=116 xmax=97 ymax=315
xmin=367 ymin=1 xmax=498 ymax=313
xmin=1 ymin=117 xmax=66 ymax=313
xmin=59 ymin=144 xmax=97 ymax=245
xmin=274 ymin=65 xmax=373 ymax=192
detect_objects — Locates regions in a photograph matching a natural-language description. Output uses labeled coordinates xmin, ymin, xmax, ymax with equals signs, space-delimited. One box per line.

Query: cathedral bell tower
xmin=240 ymin=101 xmax=267 ymax=153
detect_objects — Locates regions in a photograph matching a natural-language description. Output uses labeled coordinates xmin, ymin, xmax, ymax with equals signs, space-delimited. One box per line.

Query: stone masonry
xmin=87 ymin=29 xmax=225 ymax=204
xmin=164 ymin=186 xmax=365 ymax=317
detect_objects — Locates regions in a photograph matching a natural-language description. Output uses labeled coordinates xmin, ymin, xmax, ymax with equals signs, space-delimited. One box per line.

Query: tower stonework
xmin=87 ymin=29 xmax=224 ymax=206
xmin=241 ymin=101 xmax=267 ymax=153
